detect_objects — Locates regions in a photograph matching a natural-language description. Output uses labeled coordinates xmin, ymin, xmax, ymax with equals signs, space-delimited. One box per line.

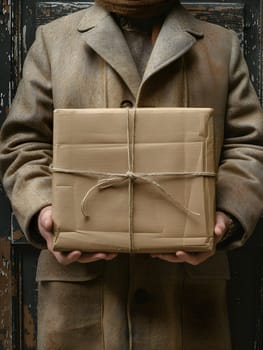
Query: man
xmin=1 ymin=0 xmax=263 ymax=349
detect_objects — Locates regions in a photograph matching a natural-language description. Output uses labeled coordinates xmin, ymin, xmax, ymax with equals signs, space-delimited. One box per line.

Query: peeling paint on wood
xmin=243 ymin=0 xmax=263 ymax=101
xmin=36 ymin=1 xmax=92 ymax=26
xmin=12 ymin=230 xmax=24 ymax=242
xmin=0 ymin=2 xmax=12 ymax=349
xmin=24 ymin=304 xmax=35 ymax=349
xmin=0 ymin=238 xmax=11 ymax=350
xmin=186 ymin=3 xmax=244 ymax=38
xmin=11 ymin=213 xmax=28 ymax=244
xmin=0 ymin=0 xmax=11 ymax=126
xmin=11 ymin=246 xmax=39 ymax=350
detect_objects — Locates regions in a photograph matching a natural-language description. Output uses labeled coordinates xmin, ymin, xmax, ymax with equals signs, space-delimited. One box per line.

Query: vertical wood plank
xmin=0 ymin=0 xmax=12 ymax=349
xmin=244 ymin=0 xmax=262 ymax=100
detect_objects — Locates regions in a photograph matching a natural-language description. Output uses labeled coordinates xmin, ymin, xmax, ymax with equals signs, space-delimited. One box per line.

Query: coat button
xmin=133 ymin=288 xmax=150 ymax=304
xmin=120 ymin=100 xmax=133 ymax=108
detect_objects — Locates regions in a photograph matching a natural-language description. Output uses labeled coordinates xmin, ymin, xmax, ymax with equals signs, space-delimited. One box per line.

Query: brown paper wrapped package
xmin=52 ymin=108 xmax=215 ymax=253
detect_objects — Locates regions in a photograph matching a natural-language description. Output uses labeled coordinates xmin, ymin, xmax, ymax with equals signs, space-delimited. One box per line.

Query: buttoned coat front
xmin=1 ymin=2 xmax=263 ymax=350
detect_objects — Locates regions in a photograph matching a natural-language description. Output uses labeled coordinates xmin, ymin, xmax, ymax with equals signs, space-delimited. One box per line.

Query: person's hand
xmin=38 ymin=206 xmax=117 ymax=265
xmin=151 ymin=211 xmax=232 ymax=265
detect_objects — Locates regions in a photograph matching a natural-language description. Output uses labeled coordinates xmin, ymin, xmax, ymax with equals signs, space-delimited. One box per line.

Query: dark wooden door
xmin=0 ymin=1 xmax=263 ymax=349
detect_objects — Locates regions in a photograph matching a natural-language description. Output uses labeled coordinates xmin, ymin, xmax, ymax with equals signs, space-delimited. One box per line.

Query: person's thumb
xmin=38 ymin=206 xmax=53 ymax=237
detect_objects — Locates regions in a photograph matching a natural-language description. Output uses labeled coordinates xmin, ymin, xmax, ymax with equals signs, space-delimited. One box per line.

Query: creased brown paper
xmin=52 ymin=108 xmax=215 ymax=253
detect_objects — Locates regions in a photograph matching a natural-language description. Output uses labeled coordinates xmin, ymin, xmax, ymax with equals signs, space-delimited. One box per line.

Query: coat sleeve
xmin=216 ymin=31 xmax=263 ymax=249
xmin=0 ymin=26 xmax=53 ymax=248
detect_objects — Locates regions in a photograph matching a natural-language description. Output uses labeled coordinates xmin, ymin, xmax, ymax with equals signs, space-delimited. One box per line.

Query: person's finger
xmin=37 ymin=207 xmax=118 ymax=265
xmin=40 ymin=206 xmax=53 ymax=231
xmin=38 ymin=206 xmax=53 ymax=240
xmin=152 ymin=250 xmax=214 ymax=265
xmin=153 ymin=211 xmax=234 ymax=265
xmin=77 ymin=253 xmax=118 ymax=264
xmin=152 ymin=253 xmax=185 ymax=263
xmin=175 ymin=250 xmax=213 ymax=265
xmin=53 ymin=250 xmax=83 ymax=265
xmin=52 ymin=251 xmax=118 ymax=265
xmin=214 ymin=211 xmax=232 ymax=243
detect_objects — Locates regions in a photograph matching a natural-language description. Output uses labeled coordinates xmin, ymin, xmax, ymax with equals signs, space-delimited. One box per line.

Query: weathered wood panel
xmin=0 ymin=0 xmax=12 ymax=127
xmin=228 ymin=236 xmax=263 ymax=350
xmin=0 ymin=239 xmax=11 ymax=350
xmin=11 ymin=247 xmax=39 ymax=350
xmin=35 ymin=2 xmax=244 ymax=35
xmin=243 ymin=0 xmax=263 ymax=103
xmin=0 ymin=1 xmax=12 ymax=349
xmin=36 ymin=1 xmax=92 ymax=25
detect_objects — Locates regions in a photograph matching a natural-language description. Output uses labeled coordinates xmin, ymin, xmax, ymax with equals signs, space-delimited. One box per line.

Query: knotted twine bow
xmin=51 ymin=108 xmax=216 ymax=249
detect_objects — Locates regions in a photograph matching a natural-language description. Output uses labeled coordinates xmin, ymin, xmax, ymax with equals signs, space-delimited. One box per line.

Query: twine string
xmin=51 ymin=165 xmax=216 ymax=217
xmin=128 ymin=108 xmax=135 ymax=250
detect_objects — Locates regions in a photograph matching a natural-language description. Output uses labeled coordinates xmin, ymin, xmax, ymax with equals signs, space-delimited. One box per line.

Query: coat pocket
xmin=36 ymin=250 xmax=104 ymax=282
xmin=184 ymin=251 xmax=230 ymax=280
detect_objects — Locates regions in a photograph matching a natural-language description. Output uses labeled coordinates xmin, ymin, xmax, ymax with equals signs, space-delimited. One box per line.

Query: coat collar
xmin=77 ymin=3 xmax=204 ymax=98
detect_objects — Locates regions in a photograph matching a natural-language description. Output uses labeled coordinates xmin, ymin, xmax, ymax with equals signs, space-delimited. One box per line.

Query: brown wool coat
xmin=1 ymin=2 xmax=263 ymax=349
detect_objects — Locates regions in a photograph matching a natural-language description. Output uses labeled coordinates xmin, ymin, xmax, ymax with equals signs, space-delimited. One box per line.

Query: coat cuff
xmin=216 ymin=210 xmax=244 ymax=250
xmin=27 ymin=210 xmax=48 ymax=250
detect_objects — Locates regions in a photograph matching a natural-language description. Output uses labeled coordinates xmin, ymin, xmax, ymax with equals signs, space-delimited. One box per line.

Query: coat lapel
xmin=77 ymin=3 xmax=204 ymax=98
xmin=142 ymin=3 xmax=204 ymax=84
xmin=78 ymin=5 xmax=141 ymax=97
